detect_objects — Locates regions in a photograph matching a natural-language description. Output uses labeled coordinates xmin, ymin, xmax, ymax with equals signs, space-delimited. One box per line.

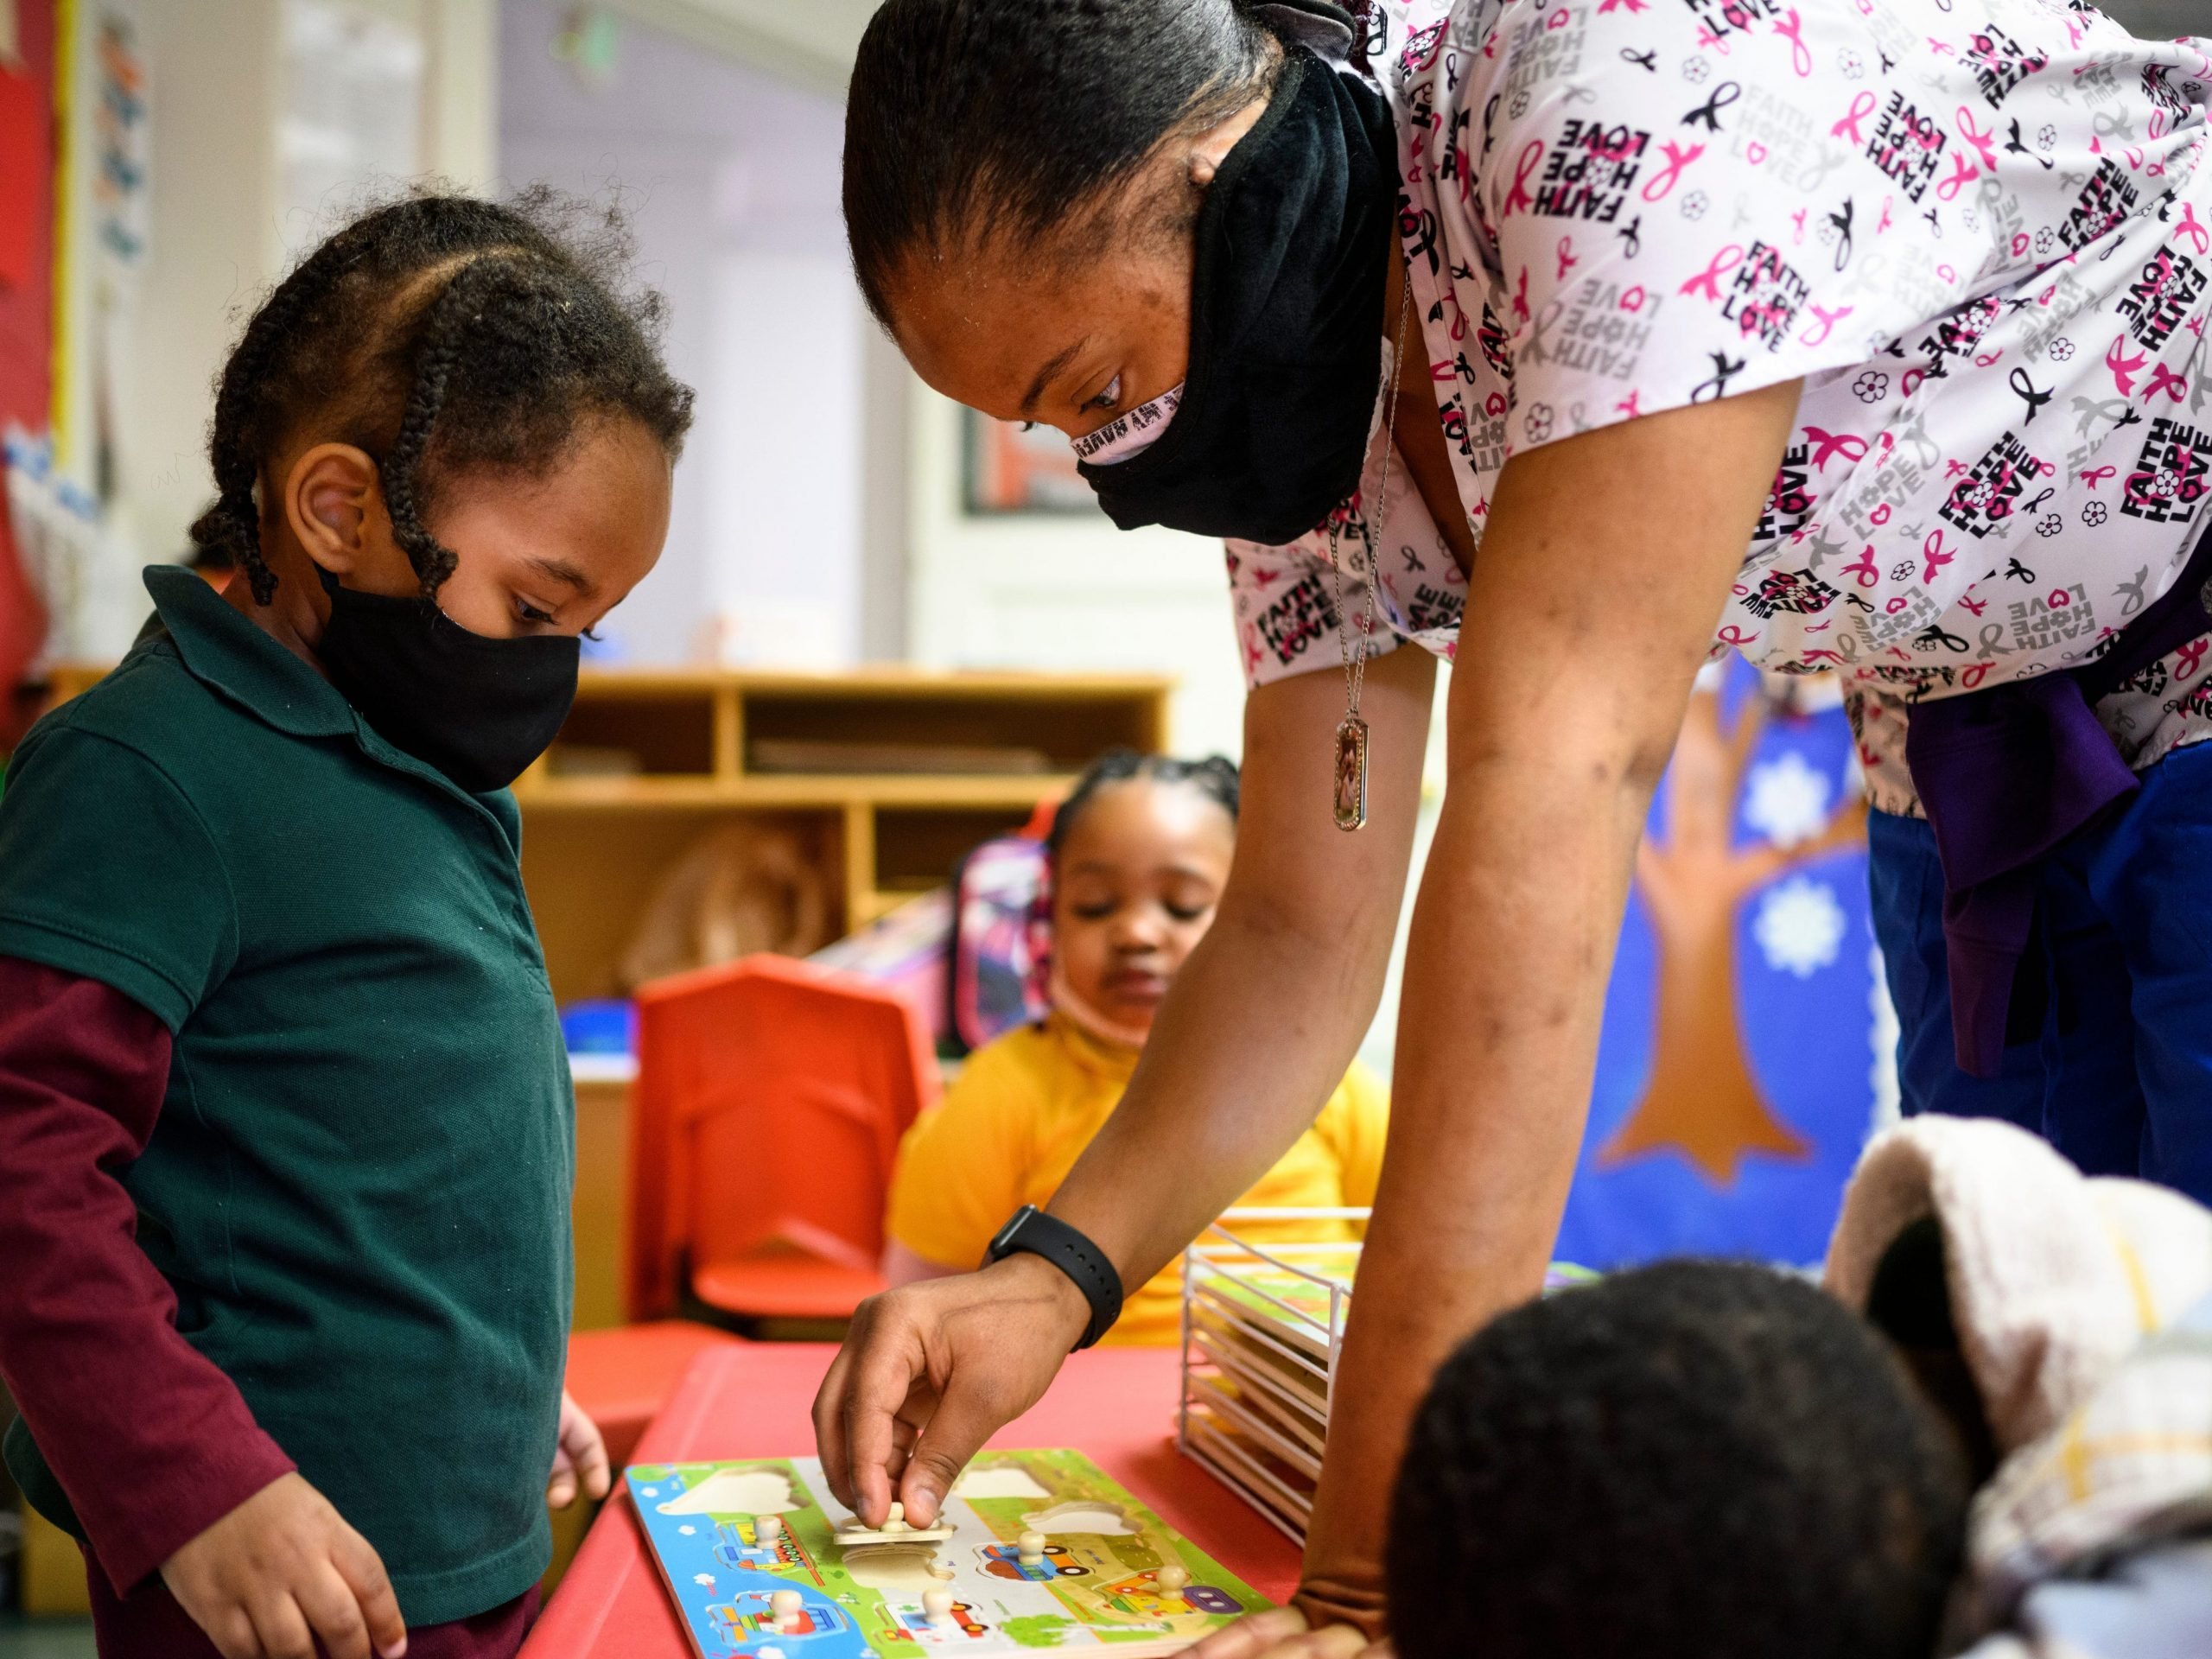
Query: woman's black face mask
xmin=316 ymin=567 xmax=579 ymax=795
xmin=1077 ymin=46 xmax=1396 ymax=544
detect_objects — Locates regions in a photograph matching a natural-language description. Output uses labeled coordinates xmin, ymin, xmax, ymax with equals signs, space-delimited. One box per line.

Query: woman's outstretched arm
xmin=1202 ymin=377 xmax=1806 ymax=1657
xmin=815 ymin=639 xmax=1438 ymax=1525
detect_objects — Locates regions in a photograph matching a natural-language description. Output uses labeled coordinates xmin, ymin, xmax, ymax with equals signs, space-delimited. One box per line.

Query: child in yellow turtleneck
xmin=882 ymin=750 xmax=1389 ymax=1344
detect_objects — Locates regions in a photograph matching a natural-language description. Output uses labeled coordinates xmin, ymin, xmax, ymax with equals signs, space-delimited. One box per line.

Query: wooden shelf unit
xmin=508 ymin=668 xmax=1170 ymax=1000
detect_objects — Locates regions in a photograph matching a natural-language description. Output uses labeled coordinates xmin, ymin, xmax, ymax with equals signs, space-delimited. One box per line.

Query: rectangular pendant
xmin=1333 ymin=715 xmax=1370 ymax=832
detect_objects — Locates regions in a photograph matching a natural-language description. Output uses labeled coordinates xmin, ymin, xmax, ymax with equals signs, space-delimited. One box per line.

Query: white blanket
xmin=1823 ymin=1117 xmax=2212 ymax=1656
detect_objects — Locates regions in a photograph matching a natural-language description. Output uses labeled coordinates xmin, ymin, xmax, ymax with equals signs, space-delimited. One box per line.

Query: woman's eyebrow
xmin=527 ymin=555 xmax=600 ymax=599
xmin=1021 ymin=335 xmax=1093 ymax=416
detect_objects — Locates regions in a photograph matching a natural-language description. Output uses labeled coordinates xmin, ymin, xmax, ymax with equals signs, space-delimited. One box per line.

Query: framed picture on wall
xmin=962 ymin=408 xmax=1099 ymax=515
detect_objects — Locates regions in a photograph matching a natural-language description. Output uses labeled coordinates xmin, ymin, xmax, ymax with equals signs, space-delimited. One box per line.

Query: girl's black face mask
xmin=316 ymin=567 xmax=579 ymax=795
xmin=1077 ymin=46 xmax=1396 ymax=544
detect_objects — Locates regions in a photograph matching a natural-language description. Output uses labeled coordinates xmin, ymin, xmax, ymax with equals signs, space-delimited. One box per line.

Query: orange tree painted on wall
xmin=1559 ymin=660 xmax=1882 ymax=1268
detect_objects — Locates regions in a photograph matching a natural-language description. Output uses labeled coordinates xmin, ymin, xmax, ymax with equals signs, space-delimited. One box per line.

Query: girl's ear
xmin=280 ymin=443 xmax=386 ymax=579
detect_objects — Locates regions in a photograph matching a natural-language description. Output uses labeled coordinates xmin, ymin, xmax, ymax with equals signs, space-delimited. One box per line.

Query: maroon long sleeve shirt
xmin=0 ymin=957 xmax=535 ymax=1655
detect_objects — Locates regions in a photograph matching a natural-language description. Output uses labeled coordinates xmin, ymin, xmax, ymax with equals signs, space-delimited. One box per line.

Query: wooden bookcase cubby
xmin=515 ymin=669 xmax=1173 ymax=999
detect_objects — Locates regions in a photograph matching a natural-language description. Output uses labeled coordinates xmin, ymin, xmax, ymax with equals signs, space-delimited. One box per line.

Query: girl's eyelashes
xmin=1082 ymin=374 xmax=1123 ymax=415
xmin=581 ymin=626 xmax=603 ymax=643
xmin=1166 ymin=902 xmax=1209 ymax=922
xmin=517 ymin=598 xmax=558 ymax=626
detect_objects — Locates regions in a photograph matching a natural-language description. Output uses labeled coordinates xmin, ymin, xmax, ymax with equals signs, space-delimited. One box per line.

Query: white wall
xmin=701 ymin=252 xmax=862 ymax=665
xmin=499 ymin=0 xmax=880 ymax=667
xmin=903 ymin=387 xmax=1252 ymax=760
xmin=59 ymin=0 xmax=494 ymax=658
xmin=594 ymin=0 xmax=874 ymax=95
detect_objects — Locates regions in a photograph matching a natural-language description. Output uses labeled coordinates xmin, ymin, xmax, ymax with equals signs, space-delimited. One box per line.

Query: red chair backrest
xmin=626 ymin=954 xmax=938 ymax=1320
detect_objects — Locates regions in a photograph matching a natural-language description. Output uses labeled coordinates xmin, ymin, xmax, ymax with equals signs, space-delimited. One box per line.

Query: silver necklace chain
xmin=1322 ymin=265 xmax=1415 ymax=829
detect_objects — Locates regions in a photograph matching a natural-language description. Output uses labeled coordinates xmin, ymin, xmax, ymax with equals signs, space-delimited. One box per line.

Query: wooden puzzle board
xmin=625 ymin=1450 xmax=1269 ymax=1659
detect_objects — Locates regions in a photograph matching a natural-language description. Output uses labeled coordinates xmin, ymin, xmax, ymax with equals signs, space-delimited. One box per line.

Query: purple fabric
xmin=1905 ymin=521 xmax=2212 ymax=1077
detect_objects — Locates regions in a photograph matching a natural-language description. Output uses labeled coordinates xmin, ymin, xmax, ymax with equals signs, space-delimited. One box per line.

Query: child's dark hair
xmin=192 ymin=188 xmax=694 ymax=605
xmin=842 ymin=0 xmax=1281 ymax=329
xmin=1388 ymin=1262 xmax=1972 ymax=1659
xmin=1047 ymin=749 xmax=1240 ymax=864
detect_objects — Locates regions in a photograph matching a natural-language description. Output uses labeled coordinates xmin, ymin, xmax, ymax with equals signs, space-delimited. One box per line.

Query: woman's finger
xmin=842 ymin=1311 xmax=933 ymax=1526
xmin=1285 ymin=1626 xmax=1374 ymax=1659
xmin=881 ymin=1409 xmax=921 ymax=1490
xmin=811 ymin=1325 xmax=864 ymax=1510
xmin=1179 ymin=1603 xmax=1312 ymax=1656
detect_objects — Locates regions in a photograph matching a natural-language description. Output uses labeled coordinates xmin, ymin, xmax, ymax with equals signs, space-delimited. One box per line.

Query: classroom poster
xmin=1555 ymin=662 xmax=1891 ymax=1271
xmin=0 ymin=0 xmax=52 ymax=425
xmin=0 ymin=0 xmax=53 ymax=712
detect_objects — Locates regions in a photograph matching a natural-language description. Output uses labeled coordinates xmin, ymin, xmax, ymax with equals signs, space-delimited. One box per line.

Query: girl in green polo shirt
xmin=0 ymin=194 xmax=692 ymax=1659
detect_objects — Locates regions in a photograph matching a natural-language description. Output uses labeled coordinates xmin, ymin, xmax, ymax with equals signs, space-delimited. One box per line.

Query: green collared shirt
xmin=0 ymin=567 xmax=572 ymax=1623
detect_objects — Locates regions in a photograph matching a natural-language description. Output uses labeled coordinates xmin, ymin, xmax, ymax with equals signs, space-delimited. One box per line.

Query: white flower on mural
xmin=694 ymin=1573 xmax=716 ymax=1589
xmin=1753 ymin=876 xmax=1847 ymax=978
xmin=1742 ymin=752 xmax=1833 ymax=848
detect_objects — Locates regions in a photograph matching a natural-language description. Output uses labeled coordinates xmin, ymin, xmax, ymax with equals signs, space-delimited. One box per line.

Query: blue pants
xmin=1868 ymin=740 xmax=2212 ymax=1205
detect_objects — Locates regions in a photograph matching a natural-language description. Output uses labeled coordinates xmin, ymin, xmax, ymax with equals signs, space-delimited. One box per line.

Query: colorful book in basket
xmin=625 ymin=1449 xmax=1268 ymax=1658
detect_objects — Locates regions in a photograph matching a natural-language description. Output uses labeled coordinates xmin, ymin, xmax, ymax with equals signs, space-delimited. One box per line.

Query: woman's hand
xmin=813 ymin=1253 xmax=1092 ymax=1526
xmin=1185 ymin=1606 xmax=1389 ymax=1659
xmin=547 ymin=1389 xmax=612 ymax=1510
xmin=160 ymin=1472 xmax=406 ymax=1659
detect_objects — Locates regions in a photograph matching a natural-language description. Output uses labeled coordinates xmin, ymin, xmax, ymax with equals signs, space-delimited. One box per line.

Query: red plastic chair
xmin=626 ymin=954 xmax=938 ymax=1325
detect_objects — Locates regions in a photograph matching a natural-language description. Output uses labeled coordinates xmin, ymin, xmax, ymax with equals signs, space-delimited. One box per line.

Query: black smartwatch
xmin=984 ymin=1205 xmax=1124 ymax=1351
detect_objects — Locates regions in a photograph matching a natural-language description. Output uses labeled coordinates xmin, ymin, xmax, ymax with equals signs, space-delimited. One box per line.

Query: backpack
xmin=947 ymin=835 xmax=1052 ymax=1056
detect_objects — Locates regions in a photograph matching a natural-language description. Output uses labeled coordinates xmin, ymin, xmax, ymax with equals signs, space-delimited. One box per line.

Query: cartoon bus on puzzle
xmin=704 ymin=1590 xmax=869 ymax=1657
xmin=979 ymin=1540 xmax=1089 ymax=1583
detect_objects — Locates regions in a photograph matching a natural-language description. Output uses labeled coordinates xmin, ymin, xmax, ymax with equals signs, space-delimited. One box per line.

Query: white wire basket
xmin=1175 ymin=1207 xmax=1369 ymax=1545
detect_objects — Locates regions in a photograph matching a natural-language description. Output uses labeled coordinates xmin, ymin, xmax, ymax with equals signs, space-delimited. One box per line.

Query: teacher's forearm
xmin=1312 ymin=741 xmax=1652 ymax=1567
xmin=1041 ymin=648 xmax=1437 ymax=1296
xmin=1046 ymin=883 xmax=1402 ymax=1289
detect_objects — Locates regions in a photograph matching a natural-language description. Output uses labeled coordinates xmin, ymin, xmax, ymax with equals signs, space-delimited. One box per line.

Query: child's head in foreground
xmin=1042 ymin=748 xmax=1238 ymax=1044
xmin=1389 ymin=1261 xmax=1974 ymax=1659
xmin=197 ymin=188 xmax=693 ymax=785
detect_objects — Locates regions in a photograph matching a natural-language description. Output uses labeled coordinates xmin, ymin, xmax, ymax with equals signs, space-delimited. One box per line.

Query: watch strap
xmin=984 ymin=1205 xmax=1123 ymax=1351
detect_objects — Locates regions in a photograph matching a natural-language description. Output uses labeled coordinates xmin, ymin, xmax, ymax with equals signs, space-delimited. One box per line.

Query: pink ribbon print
xmin=1641 ymin=140 xmax=1706 ymax=202
xmin=1680 ymin=243 xmax=1745 ymax=302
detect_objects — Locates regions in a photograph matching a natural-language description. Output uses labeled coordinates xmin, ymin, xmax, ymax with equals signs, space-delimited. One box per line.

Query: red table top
xmin=522 ymin=1344 xmax=1301 ymax=1658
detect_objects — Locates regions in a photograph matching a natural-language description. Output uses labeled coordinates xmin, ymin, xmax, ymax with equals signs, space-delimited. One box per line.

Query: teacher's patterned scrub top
xmin=1230 ymin=0 xmax=2212 ymax=813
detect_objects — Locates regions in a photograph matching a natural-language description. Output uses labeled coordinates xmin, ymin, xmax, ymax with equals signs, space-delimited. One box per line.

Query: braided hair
xmin=191 ymin=188 xmax=694 ymax=604
xmin=1046 ymin=748 xmax=1241 ymax=866
xmin=842 ymin=0 xmax=1283 ymax=329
